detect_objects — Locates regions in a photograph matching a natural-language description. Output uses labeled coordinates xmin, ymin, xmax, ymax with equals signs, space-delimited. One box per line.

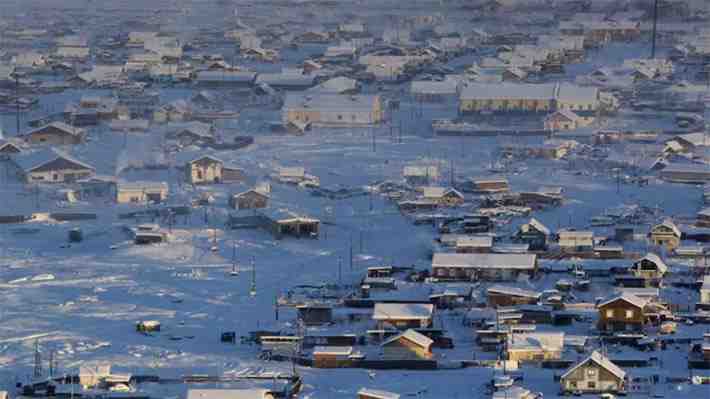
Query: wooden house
xmin=381 ymin=329 xmax=433 ymax=360
xmin=22 ymin=122 xmax=85 ymax=146
xmin=487 ymin=285 xmax=540 ymax=307
xmin=431 ymin=253 xmax=538 ymax=281
xmin=12 ymin=149 xmax=94 ymax=183
xmin=560 ymin=351 xmax=626 ymax=394
xmin=357 ymin=388 xmax=400 ymax=399
xmin=257 ymin=208 xmax=320 ymax=239
xmin=649 ymin=220 xmax=681 ymax=251
xmin=597 ymin=293 xmax=667 ymax=333
xmin=515 ymin=218 xmax=551 ymax=251
xmin=312 ymin=346 xmax=353 ymax=368
xmin=372 ymin=303 xmax=434 ymax=330
xmin=185 ymin=155 xmax=223 ymax=184
xmin=230 ymin=189 xmax=269 ymax=210
xmin=506 ymin=332 xmax=564 ymax=362
xmin=557 ymin=230 xmax=594 ymax=253
xmin=116 ymin=181 xmax=168 ymax=204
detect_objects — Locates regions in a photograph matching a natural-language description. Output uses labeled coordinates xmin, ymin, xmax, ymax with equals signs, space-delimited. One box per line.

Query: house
xmin=12 ymin=149 xmax=94 ymax=183
xmin=659 ymin=163 xmax=710 ymax=183
xmin=297 ymin=304 xmax=333 ymax=325
xmin=185 ymin=155 xmax=223 ymax=184
xmin=313 ymin=346 xmax=353 ymax=368
xmin=631 ymin=253 xmax=668 ymax=280
xmin=555 ymin=83 xmax=599 ymax=119
xmin=282 ymin=93 xmax=383 ymax=127
xmin=597 ymin=293 xmax=667 ymax=333
xmin=487 ymin=285 xmax=540 ymax=307
xmin=544 ymin=109 xmax=583 ymax=131
xmin=22 ymin=122 xmax=85 ymax=146
xmin=455 ymin=236 xmax=493 ymax=253
xmin=459 ymin=83 xmax=557 ymax=113
xmin=154 ymin=100 xmax=192 ymax=123
xmin=420 ymin=187 xmax=464 ymax=206
xmin=429 ymin=285 xmax=474 ymax=309
xmin=372 ymin=303 xmax=434 ymax=330
xmin=357 ymin=388 xmax=400 ymax=399
xmin=0 ymin=139 xmax=22 ymax=156
xmin=403 ymin=166 xmax=438 ymax=186
xmin=515 ymin=218 xmax=551 ymax=251
xmin=431 ymin=253 xmax=538 ymax=281
xmin=166 ymin=122 xmax=214 ymax=146
xmin=410 ymin=80 xmax=459 ymax=103
xmin=381 ymin=329 xmax=433 ymax=360
xmin=557 ymin=230 xmax=594 ymax=253
xmin=187 ymin=389 xmax=274 ymax=399
xmin=506 ymin=332 xmax=564 ymax=362
xmin=273 ymin=167 xmax=319 ymax=186
xmin=308 ymin=77 xmax=359 ymax=94
xmin=560 ymin=351 xmax=626 ymax=394
xmin=230 ymin=189 xmax=269 ymax=210
xmin=649 ymin=220 xmax=681 ymax=251
xmin=257 ymin=208 xmax=320 ymax=239
xmin=116 ymin=181 xmax=168 ymax=204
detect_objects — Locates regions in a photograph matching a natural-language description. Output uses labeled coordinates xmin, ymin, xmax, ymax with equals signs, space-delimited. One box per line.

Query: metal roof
xmin=13 ymin=148 xmax=94 ymax=173
xmin=432 ymin=253 xmax=536 ymax=270
xmin=561 ymin=351 xmax=626 ymax=380
xmin=460 ymin=83 xmax=557 ymax=101
xmin=373 ymin=303 xmax=433 ymax=321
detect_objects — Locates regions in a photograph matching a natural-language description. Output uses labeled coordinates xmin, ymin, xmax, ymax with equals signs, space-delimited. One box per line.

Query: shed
xmin=373 ymin=303 xmax=434 ymax=330
xmin=381 ymin=329 xmax=433 ymax=360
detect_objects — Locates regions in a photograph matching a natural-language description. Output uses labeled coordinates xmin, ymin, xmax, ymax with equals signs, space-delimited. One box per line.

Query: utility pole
xmin=349 ymin=234 xmax=353 ymax=271
xmin=15 ymin=74 xmax=20 ymax=135
xmin=249 ymin=258 xmax=256 ymax=297
xmin=338 ymin=256 xmax=342 ymax=286
xmin=651 ymin=0 xmax=659 ymax=59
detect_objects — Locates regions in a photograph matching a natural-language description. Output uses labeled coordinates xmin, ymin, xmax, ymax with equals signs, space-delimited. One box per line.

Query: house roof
xmin=235 ymin=189 xmax=269 ymax=199
xmin=558 ymin=230 xmax=593 ymax=239
xmin=524 ymin=218 xmax=551 ymax=236
xmin=312 ymin=346 xmax=353 ymax=356
xmin=382 ymin=329 xmax=433 ymax=349
xmin=279 ymin=166 xmax=305 ymax=178
xmin=556 ymin=83 xmax=598 ymax=104
xmin=456 ymin=235 xmax=493 ymax=248
xmin=548 ymin=109 xmax=581 ymax=123
xmin=460 ymin=83 xmax=557 ymax=101
xmin=410 ymin=80 xmax=458 ymax=95
xmin=492 ymin=386 xmax=532 ymax=399
xmin=256 ymin=73 xmax=315 ymax=87
xmin=432 ymin=253 xmax=537 ymax=270
xmin=13 ymin=148 xmax=94 ymax=173
xmin=308 ymin=77 xmax=358 ymax=94
xmin=283 ymin=93 xmax=379 ymax=113
xmin=487 ymin=285 xmax=540 ymax=299
xmin=508 ymin=332 xmax=564 ymax=351
xmin=25 ymin=122 xmax=84 ymax=138
xmin=372 ymin=303 xmax=433 ymax=321
xmin=357 ymin=388 xmax=400 ymax=399
xmin=186 ymin=389 xmax=270 ymax=399
xmin=195 ymin=70 xmax=257 ymax=83
xmin=188 ymin=154 xmax=223 ymax=164
xmin=561 ymin=351 xmax=626 ymax=380
xmin=598 ymin=293 xmax=648 ymax=310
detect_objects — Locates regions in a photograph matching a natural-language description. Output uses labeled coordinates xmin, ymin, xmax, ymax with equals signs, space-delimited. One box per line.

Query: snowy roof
xmin=279 ymin=166 xmax=305 ymax=178
xmin=357 ymin=388 xmax=400 ymax=399
xmin=13 ymin=148 xmax=94 ymax=173
xmin=508 ymin=332 xmax=564 ymax=351
xmin=558 ymin=230 xmax=593 ymax=239
xmin=598 ymin=293 xmax=648 ymax=310
xmin=456 ymin=235 xmax=493 ymax=248
xmin=561 ymin=351 xmax=626 ymax=380
xmin=652 ymin=219 xmax=681 ymax=238
xmin=308 ymin=77 xmax=358 ymax=94
xmin=312 ymin=346 xmax=353 ymax=356
xmin=547 ymin=109 xmax=581 ymax=122
xmin=432 ymin=253 xmax=537 ymax=270
xmin=410 ymin=80 xmax=458 ymax=95
xmin=116 ymin=181 xmax=168 ymax=192
xmin=256 ymin=73 xmax=315 ymax=87
xmin=460 ymin=83 xmax=557 ymax=101
xmin=195 ymin=70 xmax=257 ymax=83
xmin=186 ymin=389 xmax=270 ymax=399
xmin=523 ymin=218 xmax=550 ymax=236
xmin=382 ymin=329 xmax=433 ymax=349
xmin=492 ymin=386 xmax=532 ymax=399
xmin=372 ymin=303 xmax=433 ymax=321
xmin=487 ymin=285 xmax=540 ymax=299
xmin=25 ymin=122 xmax=84 ymax=137
xmin=283 ymin=93 xmax=379 ymax=113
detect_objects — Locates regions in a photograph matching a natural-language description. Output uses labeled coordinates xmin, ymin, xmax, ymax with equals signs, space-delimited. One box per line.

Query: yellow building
xmin=459 ymin=83 xmax=557 ymax=113
xmin=650 ymin=220 xmax=681 ymax=251
xmin=282 ymin=93 xmax=383 ymax=127
xmin=116 ymin=181 xmax=169 ymax=204
xmin=506 ymin=332 xmax=564 ymax=362
xmin=185 ymin=155 xmax=223 ymax=185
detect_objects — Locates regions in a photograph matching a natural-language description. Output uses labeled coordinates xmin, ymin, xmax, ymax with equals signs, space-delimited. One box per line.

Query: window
xmin=569 ymin=381 xmax=577 ymax=388
xmin=337 ymin=114 xmax=343 ymax=120
xmin=587 ymin=368 xmax=596 ymax=377
xmin=53 ymin=174 xmax=59 ymax=181
xmin=606 ymin=309 xmax=614 ymax=318
xmin=196 ymin=170 xmax=203 ymax=180
xmin=625 ymin=310 xmax=634 ymax=319
xmin=587 ymin=381 xmax=596 ymax=389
